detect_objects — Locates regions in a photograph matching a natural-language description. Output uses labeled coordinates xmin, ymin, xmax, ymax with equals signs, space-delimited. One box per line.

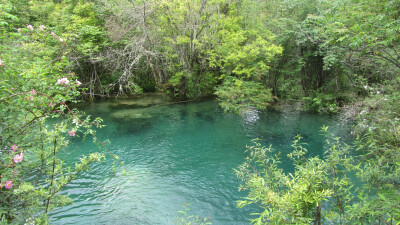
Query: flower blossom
xmin=11 ymin=145 xmax=18 ymax=152
xmin=57 ymin=78 xmax=69 ymax=85
xmin=31 ymin=89 xmax=36 ymax=95
xmin=0 ymin=59 xmax=5 ymax=67
xmin=68 ymin=130 xmax=76 ymax=136
xmin=38 ymin=25 xmax=46 ymax=31
xmin=49 ymin=102 xmax=54 ymax=107
xmin=27 ymin=24 xmax=33 ymax=30
xmin=51 ymin=31 xmax=56 ymax=36
xmin=13 ymin=153 xmax=23 ymax=163
xmin=17 ymin=28 xmax=21 ymax=32
xmin=76 ymin=79 xmax=82 ymax=86
xmin=5 ymin=181 xmax=13 ymax=189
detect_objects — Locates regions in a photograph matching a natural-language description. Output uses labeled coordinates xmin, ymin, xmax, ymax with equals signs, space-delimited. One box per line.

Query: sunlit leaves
xmin=236 ymin=130 xmax=359 ymax=224
xmin=236 ymin=137 xmax=332 ymax=224
xmin=206 ymin=5 xmax=282 ymax=80
xmin=215 ymin=77 xmax=273 ymax=114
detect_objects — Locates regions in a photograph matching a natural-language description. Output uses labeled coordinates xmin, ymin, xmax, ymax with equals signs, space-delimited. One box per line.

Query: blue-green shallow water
xmin=50 ymin=98 xmax=352 ymax=224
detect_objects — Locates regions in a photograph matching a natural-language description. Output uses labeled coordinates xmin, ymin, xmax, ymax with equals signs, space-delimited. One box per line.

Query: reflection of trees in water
xmin=54 ymin=98 xmax=353 ymax=224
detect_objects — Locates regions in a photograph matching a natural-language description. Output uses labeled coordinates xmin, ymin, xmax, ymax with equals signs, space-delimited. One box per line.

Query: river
xmin=50 ymin=95 xmax=352 ymax=224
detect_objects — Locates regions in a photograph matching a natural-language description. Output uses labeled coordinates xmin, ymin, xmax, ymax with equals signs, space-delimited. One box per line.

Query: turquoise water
xmin=50 ymin=97 xmax=352 ymax=224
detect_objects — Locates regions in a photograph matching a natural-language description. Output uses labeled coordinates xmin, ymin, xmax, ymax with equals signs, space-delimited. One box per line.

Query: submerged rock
xmin=269 ymin=100 xmax=304 ymax=112
xmin=110 ymin=94 xmax=172 ymax=109
xmin=109 ymin=94 xmax=176 ymax=120
xmin=111 ymin=108 xmax=153 ymax=120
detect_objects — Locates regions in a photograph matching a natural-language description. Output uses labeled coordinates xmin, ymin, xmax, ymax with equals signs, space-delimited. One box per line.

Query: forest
xmin=0 ymin=0 xmax=399 ymax=224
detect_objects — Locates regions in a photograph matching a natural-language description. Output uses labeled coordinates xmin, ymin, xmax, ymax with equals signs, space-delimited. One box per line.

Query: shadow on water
xmin=51 ymin=95 xmax=353 ymax=225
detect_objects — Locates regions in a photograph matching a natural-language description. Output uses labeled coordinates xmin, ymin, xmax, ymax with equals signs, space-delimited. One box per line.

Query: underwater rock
xmin=110 ymin=94 xmax=172 ymax=109
xmin=111 ymin=108 xmax=153 ymax=120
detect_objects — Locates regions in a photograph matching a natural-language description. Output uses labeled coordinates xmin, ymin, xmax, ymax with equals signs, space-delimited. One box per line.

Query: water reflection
xmin=243 ymin=109 xmax=260 ymax=124
xmin=51 ymin=97 xmax=352 ymax=225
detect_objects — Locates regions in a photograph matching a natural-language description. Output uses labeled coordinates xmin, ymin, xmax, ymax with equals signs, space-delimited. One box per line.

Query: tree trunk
xmin=179 ymin=76 xmax=187 ymax=99
xmin=314 ymin=203 xmax=322 ymax=225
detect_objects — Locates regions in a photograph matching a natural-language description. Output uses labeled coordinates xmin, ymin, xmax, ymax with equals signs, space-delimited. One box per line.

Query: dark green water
xmin=50 ymin=97 xmax=352 ymax=224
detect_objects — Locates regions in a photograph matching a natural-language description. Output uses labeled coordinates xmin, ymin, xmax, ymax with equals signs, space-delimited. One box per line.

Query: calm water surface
xmin=50 ymin=97 xmax=352 ymax=224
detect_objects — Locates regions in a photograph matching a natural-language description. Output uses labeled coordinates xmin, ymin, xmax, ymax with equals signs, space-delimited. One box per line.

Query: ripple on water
xmin=50 ymin=99 xmax=352 ymax=224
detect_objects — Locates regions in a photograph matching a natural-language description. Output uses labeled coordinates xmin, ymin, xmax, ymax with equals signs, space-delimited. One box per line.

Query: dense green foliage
xmin=0 ymin=1 xmax=120 ymax=223
xmin=228 ymin=1 xmax=400 ymax=223
xmin=1 ymin=0 xmax=399 ymax=224
xmin=237 ymin=125 xmax=399 ymax=224
xmin=215 ymin=77 xmax=273 ymax=114
xmin=236 ymin=132 xmax=351 ymax=224
xmin=3 ymin=0 xmax=397 ymax=104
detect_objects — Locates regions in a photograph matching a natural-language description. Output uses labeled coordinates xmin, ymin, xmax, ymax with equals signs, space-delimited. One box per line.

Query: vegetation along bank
xmin=0 ymin=0 xmax=399 ymax=224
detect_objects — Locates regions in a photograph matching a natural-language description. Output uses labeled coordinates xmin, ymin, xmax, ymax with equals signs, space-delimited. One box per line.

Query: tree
xmin=97 ymin=0 xmax=282 ymax=99
xmin=99 ymin=0 xmax=226 ymax=98
xmin=323 ymin=0 xmax=400 ymax=82
xmin=0 ymin=7 xmax=118 ymax=223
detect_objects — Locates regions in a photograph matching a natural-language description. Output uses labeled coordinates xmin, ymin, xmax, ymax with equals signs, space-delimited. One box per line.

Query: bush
xmin=237 ymin=123 xmax=400 ymax=224
xmin=215 ymin=77 xmax=273 ymax=114
xmin=0 ymin=20 xmax=109 ymax=224
xmin=303 ymin=92 xmax=339 ymax=113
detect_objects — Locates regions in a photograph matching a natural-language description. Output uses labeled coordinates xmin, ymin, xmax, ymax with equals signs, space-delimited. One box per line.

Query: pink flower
xmin=49 ymin=102 xmax=54 ymax=107
xmin=51 ymin=31 xmax=56 ymax=36
xmin=57 ymin=78 xmax=69 ymax=85
xmin=68 ymin=130 xmax=76 ymax=136
xmin=17 ymin=28 xmax=21 ymax=32
xmin=38 ymin=25 xmax=46 ymax=31
xmin=76 ymin=79 xmax=82 ymax=86
xmin=27 ymin=24 xmax=33 ymax=30
xmin=5 ymin=181 xmax=13 ymax=189
xmin=13 ymin=153 xmax=23 ymax=163
xmin=11 ymin=145 xmax=18 ymax=152
xmin=31 ymin=89 xmax=36 ymax=95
